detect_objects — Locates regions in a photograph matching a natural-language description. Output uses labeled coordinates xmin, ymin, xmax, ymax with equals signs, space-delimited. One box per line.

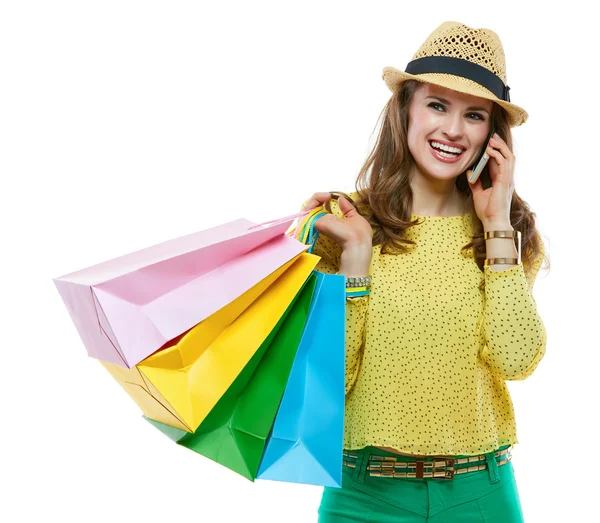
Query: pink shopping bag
xmin=53 ymin=210 xmax=312 ymax=368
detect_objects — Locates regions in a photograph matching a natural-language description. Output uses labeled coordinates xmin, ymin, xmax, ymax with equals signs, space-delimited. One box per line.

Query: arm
xmin=480 ymin=232 xmax=546 ymax=380
xmin=299 ymin=198 xmax=370 ymax=394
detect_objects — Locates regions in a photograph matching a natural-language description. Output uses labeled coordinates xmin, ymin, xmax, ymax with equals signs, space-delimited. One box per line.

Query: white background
xmin=1 ymin=1 xmax=595 ymax=521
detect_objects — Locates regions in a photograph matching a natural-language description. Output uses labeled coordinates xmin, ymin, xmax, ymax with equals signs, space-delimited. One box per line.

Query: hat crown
xmin=412 ymin=21 xmax=507 ymax=83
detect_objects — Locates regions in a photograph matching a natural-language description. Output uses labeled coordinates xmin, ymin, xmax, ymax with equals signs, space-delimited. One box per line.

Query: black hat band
xmin=405 ymin=56 xmax=511 ymax=102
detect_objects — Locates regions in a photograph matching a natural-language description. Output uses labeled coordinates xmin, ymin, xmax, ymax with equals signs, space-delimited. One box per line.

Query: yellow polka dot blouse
xmin=303 ymin=193 xmax=546 ymax=456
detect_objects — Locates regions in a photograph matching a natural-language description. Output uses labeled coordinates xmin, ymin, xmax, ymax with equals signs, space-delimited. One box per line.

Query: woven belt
xmin=342 ymin=446 xmax=512 ymax=480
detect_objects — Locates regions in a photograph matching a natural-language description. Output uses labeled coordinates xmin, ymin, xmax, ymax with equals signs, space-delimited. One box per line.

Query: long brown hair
xmin=324 ymin=79 xmax=548 ymax=287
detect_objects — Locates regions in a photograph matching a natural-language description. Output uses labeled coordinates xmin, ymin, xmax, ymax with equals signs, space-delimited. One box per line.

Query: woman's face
xmin=407 ymin=82 xmax=494 ymax=181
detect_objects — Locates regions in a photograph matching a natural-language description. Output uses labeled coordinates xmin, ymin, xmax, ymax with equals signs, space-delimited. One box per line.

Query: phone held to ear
xmin=468 ymin=125 xmax=496 ymax=184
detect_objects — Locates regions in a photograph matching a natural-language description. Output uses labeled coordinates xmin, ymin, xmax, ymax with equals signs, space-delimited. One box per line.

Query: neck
xmin=409 ymin=168 xmax=469 ymax=216
xmin=411 ymin=188 xmax=469 ymax=216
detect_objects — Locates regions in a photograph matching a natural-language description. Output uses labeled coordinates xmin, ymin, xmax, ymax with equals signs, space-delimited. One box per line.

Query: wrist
xmin=483 ymin=220 xmax=513 ymax=232
xmin=342 ymin=239 xmax=372 ymax=254
xmin=340 ymin=244 xmax=372 ymax=277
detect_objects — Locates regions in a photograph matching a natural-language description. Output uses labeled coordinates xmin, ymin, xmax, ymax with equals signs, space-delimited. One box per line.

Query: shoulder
xmin=347 ymin=190 xmax=361 ymax=204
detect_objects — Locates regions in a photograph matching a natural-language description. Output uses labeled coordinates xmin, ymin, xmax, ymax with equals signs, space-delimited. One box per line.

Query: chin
xmin=422 ymin=162 xmax=464 ymax=178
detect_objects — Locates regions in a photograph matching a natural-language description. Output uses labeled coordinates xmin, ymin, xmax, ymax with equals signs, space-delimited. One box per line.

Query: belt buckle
xmin=426 ymin=457 xmax=456 ymax=480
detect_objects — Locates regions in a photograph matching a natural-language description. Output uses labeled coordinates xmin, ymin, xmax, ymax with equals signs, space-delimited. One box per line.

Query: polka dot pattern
xmin=304 ymin=192 xmax=546 ymax=456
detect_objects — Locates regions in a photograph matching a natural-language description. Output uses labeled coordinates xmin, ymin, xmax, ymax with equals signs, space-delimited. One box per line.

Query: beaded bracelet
xmin=345 ymin=275 xmax=372 ymax=288
xmin=335 ymin=272 xmax=372 ymax=298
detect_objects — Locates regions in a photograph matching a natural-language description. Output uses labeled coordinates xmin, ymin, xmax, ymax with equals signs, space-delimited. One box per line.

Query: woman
xmin=299 ymin=22 xmax=548 ymax=522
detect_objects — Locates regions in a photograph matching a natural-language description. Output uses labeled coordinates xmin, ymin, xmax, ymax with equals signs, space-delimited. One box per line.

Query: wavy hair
xmin=324 ymin=79 xmax=548 ymax=289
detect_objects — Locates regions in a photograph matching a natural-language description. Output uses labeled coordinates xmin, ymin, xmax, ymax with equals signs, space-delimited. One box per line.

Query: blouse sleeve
xmin=299 ymin=198 xmax=370 ymax=395
xmin=479 ymin=235 xmax=547 ymax=381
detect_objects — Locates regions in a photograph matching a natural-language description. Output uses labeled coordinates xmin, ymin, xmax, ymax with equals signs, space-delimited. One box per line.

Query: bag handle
xmin=247 ymin=209 xmax=313 ymax=230
xmin=286 ymin=207 xmax=320 ymax=240
xmin=293 ymin=208 xmax=328 ymax=254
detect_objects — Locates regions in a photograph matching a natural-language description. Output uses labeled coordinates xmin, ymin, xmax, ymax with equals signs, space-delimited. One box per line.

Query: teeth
xmin=430 ymin=141 xmax=463 ymax=154
xmin=436 ymin=149 xmax=459 ymax=158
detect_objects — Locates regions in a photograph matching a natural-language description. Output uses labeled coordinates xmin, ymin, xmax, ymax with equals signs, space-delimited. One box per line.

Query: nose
xmin=442 ymin=114 xmax=465 ymax=141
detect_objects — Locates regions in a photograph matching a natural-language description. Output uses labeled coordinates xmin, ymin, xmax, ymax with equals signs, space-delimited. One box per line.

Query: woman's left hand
xmin=467 ymin=133 xmax=515 ymax=227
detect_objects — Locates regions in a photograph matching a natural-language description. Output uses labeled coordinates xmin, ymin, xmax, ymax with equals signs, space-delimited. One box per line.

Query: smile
xmin=428 ymin=141 xmax=465 ymax=163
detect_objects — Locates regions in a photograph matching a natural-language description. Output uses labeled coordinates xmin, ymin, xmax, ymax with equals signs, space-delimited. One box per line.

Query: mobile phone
xmin=468 ymin=124 xmax=496 ymax=184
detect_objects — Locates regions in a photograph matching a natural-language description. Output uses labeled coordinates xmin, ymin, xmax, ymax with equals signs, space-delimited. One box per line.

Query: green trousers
xmin=318 ymin=445 xmax=524 ymax=522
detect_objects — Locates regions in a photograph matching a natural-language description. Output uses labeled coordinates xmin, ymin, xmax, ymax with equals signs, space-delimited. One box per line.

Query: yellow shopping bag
xmin=102 ymin=251 xmax=318 ymax=432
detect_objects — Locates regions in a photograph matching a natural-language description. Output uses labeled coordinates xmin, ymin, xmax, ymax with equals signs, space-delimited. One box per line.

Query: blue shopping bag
xmin=256 ymin=267 xmax=346 ymax=487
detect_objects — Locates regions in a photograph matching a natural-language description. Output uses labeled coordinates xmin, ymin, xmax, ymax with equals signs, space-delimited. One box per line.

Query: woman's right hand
xmin=301 ymin=192 xmax=373 ymax=251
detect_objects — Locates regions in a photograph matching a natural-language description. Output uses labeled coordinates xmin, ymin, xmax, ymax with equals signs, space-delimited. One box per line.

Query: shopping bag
xmin=102 ymin=252 xmax=319 ymax=433
xmin=256 ymin=270 xmax=345 ymax=487
xmin=144 ymin=272 xmax=318 ymax=481
xmin=53 ymin=210 xmax=312 ymax=368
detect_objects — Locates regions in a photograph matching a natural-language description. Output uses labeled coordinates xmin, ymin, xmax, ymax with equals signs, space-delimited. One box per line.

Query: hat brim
xmin=382 ymin=66 xmax=528 ymax=128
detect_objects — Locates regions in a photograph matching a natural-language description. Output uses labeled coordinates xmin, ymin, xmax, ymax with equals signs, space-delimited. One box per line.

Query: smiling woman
xmin=301 ymin=20 xmax=549 ymax=523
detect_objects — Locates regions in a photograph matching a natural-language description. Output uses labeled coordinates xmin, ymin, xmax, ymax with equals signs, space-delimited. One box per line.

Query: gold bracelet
xmin=484 ymin=230 xmax=521 ymax=265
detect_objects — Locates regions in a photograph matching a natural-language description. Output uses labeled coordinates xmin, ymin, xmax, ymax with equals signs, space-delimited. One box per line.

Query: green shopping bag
xmin=145 ymin=272 xmax=318 ymax=481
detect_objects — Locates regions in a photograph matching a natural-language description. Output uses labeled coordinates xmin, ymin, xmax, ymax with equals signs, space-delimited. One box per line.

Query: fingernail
xmin=493 ymin=132 xmax=499 ymax=138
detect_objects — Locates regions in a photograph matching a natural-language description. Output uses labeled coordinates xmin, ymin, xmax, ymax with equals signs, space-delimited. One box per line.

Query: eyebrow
xmin=425 ymin=96 xmax=490 ymax=114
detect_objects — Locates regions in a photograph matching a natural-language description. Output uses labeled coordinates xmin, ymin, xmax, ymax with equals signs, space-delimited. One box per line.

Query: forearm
xmin=344 ymin=293 xmax=369 ymax=394
xmin=480 ymin=221 xmax=546 ymax=380
xmin=481 ymin=279 xmax=546 ymax=380
xmin=338 ymin=241 xmax=372 ymax=393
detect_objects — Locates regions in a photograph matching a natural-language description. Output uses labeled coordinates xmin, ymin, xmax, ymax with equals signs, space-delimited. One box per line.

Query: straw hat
xmin=382 ymin=21 xmax=528 ymax=128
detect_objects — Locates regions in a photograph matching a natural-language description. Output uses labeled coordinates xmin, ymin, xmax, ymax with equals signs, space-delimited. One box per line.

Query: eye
xmin=428 ymin=102 xmax=445 ymax=112
xmin=428 ymin=102 xmax=486 ymax=121
xmin=468 ymin=112 xmax=486 ymax=121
